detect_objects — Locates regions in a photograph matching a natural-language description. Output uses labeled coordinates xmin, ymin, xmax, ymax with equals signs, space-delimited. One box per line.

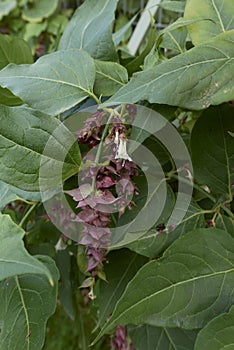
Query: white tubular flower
xmin=115 ymin=132 xmax=132 ymax=161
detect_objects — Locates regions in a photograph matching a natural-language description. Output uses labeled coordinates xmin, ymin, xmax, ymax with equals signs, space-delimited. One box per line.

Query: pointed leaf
xmin=184 ymin=0 xmax=234 ymax=45
xmin=191 ymin=104 xmax=234 ymax=197
xmin=94 ymin=60 xmax=128 ymax=96
xmin=0 ymin=215 xmax=52 ymax=283
xmin=194 ymin=305 xmax=234 ymax=350
xmin=0 ymin=105 xmax=80 ymax=192
xmin=103 ymin=30 xmax=234 ymax=110
xmin=0 ymin=49 xmax=96 ymax=115
xmin=93 ymin=228 xmax=234 ymax=342
xmin=129 ymin=325 xmax=197 ymax=350
xmin=0 ymin=255 xmax=59 ymax=350
xmin=59 ymin=0 xmax=117 ymax=61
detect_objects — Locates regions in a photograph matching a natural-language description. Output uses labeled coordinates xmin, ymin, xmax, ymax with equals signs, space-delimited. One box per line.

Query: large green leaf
xmin=103 ymin=30 xmax=234 ymax=110
xmin=0 ymin=34 xmax=33 ymax=106
xmin=191 ymin=104 xmax=234 ymax=198
xmin=0 ymin=49 xmax=96 ymax=116
xmin=184 ymin=0 xmax=234 ymax=45
xmin=93 ymin=228 xmax=234 ymax=343
xmin=129 ymin=325 xmax=197 ymax=350
xmin=98 ymin=250 xmax=147 ymax=328
xmin=94 ymin=60 xmax=128 ymax=96
xmin=22 ymin=0 xmax=58 ymax=22
xmin=0 ymin=215 xmax=52 ymax=283
xmin=59 ymin=0 xmax=117 ymax=61
xmin=194 ymin=305 xmax=234 ymax=350
xmin=127 ymin=199 xmax=205 ymax=258
xmin=0 ymin=255 xmax=59 ymax=350
xmin=0 ymin=105 xmax=80 ymax=192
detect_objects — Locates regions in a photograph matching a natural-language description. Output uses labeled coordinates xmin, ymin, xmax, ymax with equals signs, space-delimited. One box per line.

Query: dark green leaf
xmin=194 ymin=305 xmax=234 ymax=350
xmin=128 ymin=198 xmax=205 ymax=258
xmin=0 ymin=105 xmax=80 ymax=192
xmin=191 ymin=104 xmax=234 ymax=197
xmin=103 ymin=30 xmax=234 ymax=110
xmin=98 ymin=249 xmax=147 ymax=328
xmin=0 ymin=49 xmax=96 ymax=116
xmin=0 ymin=255 xmax=59 ymax=350
xmin=93 ymin=228 xmax=234 ymax=342
xmin=184 ymin=0 xmax=234 ymax=45
xmin=59 ymin=0 xmax=117 ymax=61
xmin=129 ymin=324 xmax=197 ymax=350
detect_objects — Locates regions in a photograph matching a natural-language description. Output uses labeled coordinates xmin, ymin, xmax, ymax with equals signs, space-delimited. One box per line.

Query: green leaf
xmin=59 ymin=0 xmax=118 ymax=61
xmin=0 ymin=49 xmax=96 ymax=116
xmin=0 ymin=255 xmax=59 ymax=350
xmin=194 ymin=305 xmax=234 ymax=350
xmin=0 ymin=215 xmax=53 ymax=283
xmin=22 ymin=0 xmax=58 ymax=22
xmin=0 ymin=34 xmax=33 ymax=106
xmin=98 ymin=249 xmax=147 ymax=328
xmin=216 ymin=214 xmax=234 ymax=237
xmin=127 ymin=198 xmax=205 ymax=258
xmin=191 ymin=104 xmax=234 ymax=198
xmin=0 ymin=105 xmax=80 ymax=192
xmin=0 ymin=181 xmax=41 ymax=210
xmin=129 ymin=325 xmax=197 ymax=350
xmin=93 ymin=228 xmax=234 ymax=343
xmin=23 ymin=22 xmax=48 ymax=41
xmin=113 ymin=14 xmax=137 ymax=46
xmin=102 ymin=30 xmax=234 ymax=110
xmin=184 ymin=0 xmax=234 ymax=45
xmin=0 ymin=0 xmax=16 ymax=20
xmin=159 ymin=1 xmax=186 ymax=13
xmin=94 ymin=60 xmax=128 ymax=96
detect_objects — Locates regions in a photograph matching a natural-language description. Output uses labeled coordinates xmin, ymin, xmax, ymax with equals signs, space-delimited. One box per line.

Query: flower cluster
xmin=110 ymin=326 xmax=134 ymax=350
xmin=67 ymin=107 xmax=139 ymax=275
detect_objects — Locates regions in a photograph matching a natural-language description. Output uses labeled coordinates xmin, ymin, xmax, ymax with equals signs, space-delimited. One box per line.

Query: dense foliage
xmin=0 ymin=0 xmax=234 ymax=349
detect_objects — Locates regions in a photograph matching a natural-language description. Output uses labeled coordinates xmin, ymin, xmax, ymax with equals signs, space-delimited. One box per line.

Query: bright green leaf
xmin=0 ymin=255 xmax=59 ymax=350
xmin=103 ymin=30 xmax=234 ymax=110
xmin=93 ymin=228 xmax=234 ymax=342
xmin=0 ymin=49 xmax=96 ymax=115
xmin=59 ymin=0 xmax=118 ymax=61
xmin=22 ymin=0 xmax=58 ymax=22
xmin=0 ymin=215 xmax=53 ymax=283
xmin=129 ymin=325 xmax=197 ymax=350
xmin=23 ymin=22 xmax=47 ymax=41
xmin=0 ymin=105 xmax=80 ymax=192
xmin=184 ymin=0 xmax=234 ymax=45
xmin=191 ymin=104 xmax=234 ymax=198
xmin=194 ymin=305 xmax=234 ymax=350
xmin=94 ymin=60 xmax=128 ymax=96
xmin=0 ymin=0 xmax=16 ymax=20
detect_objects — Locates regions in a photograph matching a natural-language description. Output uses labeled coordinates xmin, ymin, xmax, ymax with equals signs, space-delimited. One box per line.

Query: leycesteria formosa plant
xmin=0 ymin=0 xmax=234 ymax=349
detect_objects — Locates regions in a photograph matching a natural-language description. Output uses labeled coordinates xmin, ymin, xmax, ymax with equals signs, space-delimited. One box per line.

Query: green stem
xmin=91 ymin=110 xmax=115 ymax=192
xmin=169 ymin=174 xmax=234 ymax=220
xmin=19 ymin=202 xmax=38 ymax=228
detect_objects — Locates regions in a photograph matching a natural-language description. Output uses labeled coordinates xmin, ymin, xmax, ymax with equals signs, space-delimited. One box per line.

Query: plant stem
xmin=19 ymin=202 xmax=38 ymax=228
